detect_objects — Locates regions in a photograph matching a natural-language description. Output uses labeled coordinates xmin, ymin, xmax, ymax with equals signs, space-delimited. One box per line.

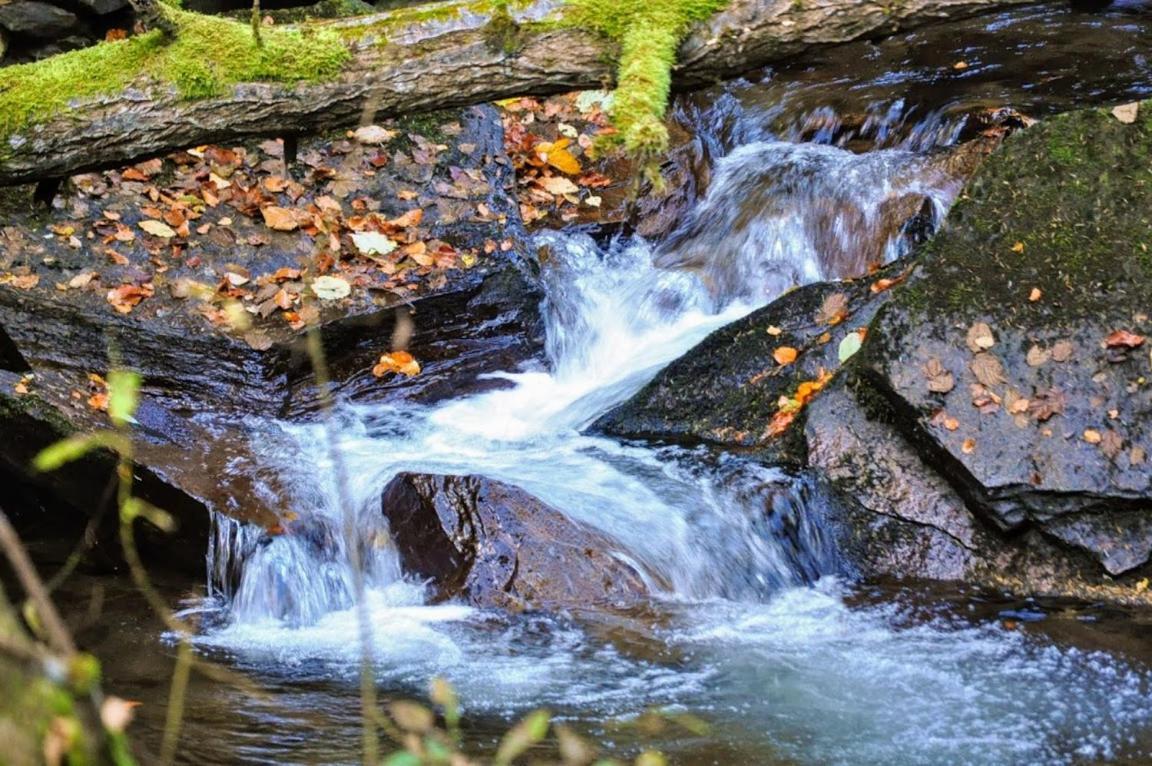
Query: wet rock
xmin=0 ymin=2 xmax=77 ymax=39
xmin=858 ymin=101 xmax=1152 ymax=575
xmin=0 ymin=106 xmax=544 ymax=565
xmin=74 ymin=0 xmax=129 ymax=15
xmin=806 ymin=376 xmax=1126 ymax=600
xmin=381 ymin=473 xmax=648 ymax=611
xmin=594 ymin=260 xmax=907 ymax=456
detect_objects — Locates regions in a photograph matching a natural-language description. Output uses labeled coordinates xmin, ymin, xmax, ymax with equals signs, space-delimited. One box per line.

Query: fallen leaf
xmin=1099 ymin=429 xmax=1124 ymax=459
xmin=1131 ymin=446 xmax=1146 ymax=465
xmin=0 ymin=273 xmax=40 ymax=289
xmin=816 ymin=292 xmax=850 ymax=325
xmin=1104 ymin=329 xmax=1145 ymax=349
xmin=837 ymin=330 xmax=864 ymax=363
xmin=1051 ymin=340 xmax=1074 ymax=362
xmin=1112 ymin=102 xmax=1140 ymax=124
xmin=353 ymin=125 xmax=397 ymax=145
xmin=966 ymin=322 xmax=996 ymax=352
xmin=106 ymin=283 xmax=154 ymax=314
xmin=311 ymin=275 xmax=351 ymax=301
xmin=1026 ymin=345 xmax=1051 ymax=367
xmin=139 ymin=219 xmax=176 ymax=239
xmin=970 ymin=352 xmax=1007 ymax=387
xmin=766 ymin=326 xmax=783 ymax=336
xmin=351 ymin=231 xmax=398 ymax=257
xmin=261 ymin=206 xmax=299 ymax=232
xmin=1029 ymin=287 xmax=1042 ymax=302
xmin=372 ymin=350 xmax=421 ymax=377
xmin=944 ymin=417 xmax=959 ymax=431
xmin=962 ymin=438 xmax=976 ymax=454
xmin=1083 ymin=429 xmax=1102 ymax=445
xmin=924 ymin=358 xmax=955 ymax=393
xmin=1011 ymin=241 xmax=1025 ymax=253
xmin=537 ymin=176 xmax=580 ymax=196
xmin=773 ymin=346 xmax=798 ymax=366
xmin=1029 ymin=388 xmax=1065 ymax=421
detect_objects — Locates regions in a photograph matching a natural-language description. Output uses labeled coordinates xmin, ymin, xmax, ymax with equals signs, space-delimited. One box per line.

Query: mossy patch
xmin=0 ymin=6 xmax=350 ymax=141
xmin=561 ymin=0 xmax=727 ymax=156
xmin=897 ymin=101 xmax=1152 ymax=324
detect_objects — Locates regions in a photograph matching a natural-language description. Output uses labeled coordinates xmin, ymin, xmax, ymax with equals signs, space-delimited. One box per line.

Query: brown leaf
xmin=969 ymin=383 xmax=1002 ymax=414
xmin=962 ymin=438 xmax=976 ymax=454
xmin=969 ymin=352 xmax=1007 ymax=387
xmin=1104 ymin=329 xmax=1145 ymax=349
xmin=923 ymin=358 xmax=955 ymax=393
xmin=1029 ymin=388 xmax=1066 ymax=422
xmin=261 ymin=206 xmax=300 ymax=232
xmin=1083 ymin=429 xmax=1102 ymax=445
xmin=1028 ymin=287 xmax=1042 ymax=302
xmin=815 ymin=292 xmax=850 ymax=325
xmin=965 ymin=322 xmax=996 ymax=352
xmin=1051 ymin=340 xmax=1074 ymax=362
xmin=106 ymin=283 xmax=154 ymax=314
xmin=1025 ymin=345 xmax=1051 ymax=367
xmin=0 ymin=273 xmax=39 ymax=290
xmin=1099 ymin=429 xmax=1124 ymax=459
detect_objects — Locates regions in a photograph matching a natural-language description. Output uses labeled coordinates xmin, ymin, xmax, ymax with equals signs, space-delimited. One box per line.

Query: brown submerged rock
xmin=381 ymin=473 xmax=648 ymax=611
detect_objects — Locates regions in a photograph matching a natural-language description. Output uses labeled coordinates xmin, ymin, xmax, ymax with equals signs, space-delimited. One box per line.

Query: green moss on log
xmin=562 ymin=0 xmax=727 ymax=155
xmin=0 ymin=7 xmax=350 ymax=141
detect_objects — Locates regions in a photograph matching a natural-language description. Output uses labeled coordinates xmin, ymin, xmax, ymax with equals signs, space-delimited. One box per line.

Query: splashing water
xmin=194 ymin=119 xmax=1152 ymax=765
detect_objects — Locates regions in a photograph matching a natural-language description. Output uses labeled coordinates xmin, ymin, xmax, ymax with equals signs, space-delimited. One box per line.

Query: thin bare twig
xmin=0 ymin=507 xmax=76 ymax=657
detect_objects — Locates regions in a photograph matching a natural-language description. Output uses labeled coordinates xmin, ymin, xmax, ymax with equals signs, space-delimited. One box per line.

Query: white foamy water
xmin=193 ymin=139 xmax=1152 ymax=765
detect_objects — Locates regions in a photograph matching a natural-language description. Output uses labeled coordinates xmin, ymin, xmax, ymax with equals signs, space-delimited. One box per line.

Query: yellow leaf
xmin=139 ymin=219 xmax=176 ymax=238
xmin=545 ymin=147 xmax=581 ymax=175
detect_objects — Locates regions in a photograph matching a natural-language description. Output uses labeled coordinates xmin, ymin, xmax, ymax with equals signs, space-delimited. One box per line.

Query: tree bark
xmin=0 ymin=0 xmax=1036 ymax=185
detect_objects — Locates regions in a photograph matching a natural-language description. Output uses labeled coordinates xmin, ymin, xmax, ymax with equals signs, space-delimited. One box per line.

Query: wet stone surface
xmin=859 ymin=101 xmax=1152 ymax=576
xmin=382 ymin=472 xmax=649 ymax=611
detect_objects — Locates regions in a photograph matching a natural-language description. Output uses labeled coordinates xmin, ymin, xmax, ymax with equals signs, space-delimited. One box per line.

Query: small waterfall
xmin=199 ymin=118 xmax=968 ymax=628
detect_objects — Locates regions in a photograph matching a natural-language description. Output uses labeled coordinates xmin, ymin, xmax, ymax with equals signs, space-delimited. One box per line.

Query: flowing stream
xmin=57 ymin=2 xmax=1152 ymax=764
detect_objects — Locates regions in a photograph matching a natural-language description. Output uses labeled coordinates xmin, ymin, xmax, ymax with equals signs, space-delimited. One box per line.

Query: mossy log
xmin=0 ymin=0 xmax=1036 ymax=185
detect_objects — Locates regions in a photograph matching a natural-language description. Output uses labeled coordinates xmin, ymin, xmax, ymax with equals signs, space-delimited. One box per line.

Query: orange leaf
xmin=372 ymin=350 xmax=421 ymax=378
xmin=773 ymin=346 xmax=798 ymax=366
xmin=1105 ymin=329 xmax=1146 ymax=349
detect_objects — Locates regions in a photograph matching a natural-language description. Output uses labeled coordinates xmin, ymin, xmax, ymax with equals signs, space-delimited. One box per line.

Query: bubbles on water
xmin=666 ymin=581 xmax=1152 ymax=766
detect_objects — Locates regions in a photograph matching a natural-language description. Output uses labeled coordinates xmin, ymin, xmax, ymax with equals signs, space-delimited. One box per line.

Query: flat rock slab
xmin=860 ymin=101 xmax=1152 ymax=574
xmin=381 ymin=473 xmax=648 ymax=611
xmin=595 ymin=259 xmax=910 ymax=457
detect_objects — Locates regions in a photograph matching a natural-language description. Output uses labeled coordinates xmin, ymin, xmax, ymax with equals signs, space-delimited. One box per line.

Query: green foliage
xmin=0 ymin=6 xmax=349 ymax=140
xmin=562 ymin=0 xmax=727 ymax=155
xmin=32 ymin=431 xmax=131 ymax=472
xmin=378 ymin=679 xmax=703 ymax=765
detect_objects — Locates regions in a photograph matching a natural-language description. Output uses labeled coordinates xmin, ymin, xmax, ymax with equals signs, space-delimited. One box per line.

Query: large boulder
xmin=858 ymin=100 xmax=1152 ymax=577
xmin=381 ymin=473 xmax=648 ymax=611
xmin=0 ymin=2 xmax=77 ymax=39
xmin=598 ymin=101 xmax=1152 ymax=603
xmin=594 ymin=259 xmax=907 ymax=457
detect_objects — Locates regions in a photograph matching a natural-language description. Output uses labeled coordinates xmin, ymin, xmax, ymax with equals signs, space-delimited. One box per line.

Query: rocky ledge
xmin=600 ymin=100 xmax=1152 ymax=604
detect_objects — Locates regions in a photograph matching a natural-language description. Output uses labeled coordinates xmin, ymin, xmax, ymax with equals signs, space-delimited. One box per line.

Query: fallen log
xmin=0 ymin=0 xmax=1036 ymax=186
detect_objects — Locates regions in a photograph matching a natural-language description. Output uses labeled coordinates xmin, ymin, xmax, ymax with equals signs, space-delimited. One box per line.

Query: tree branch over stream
xmin=0 ymin=0 xmax=1036 ymax=186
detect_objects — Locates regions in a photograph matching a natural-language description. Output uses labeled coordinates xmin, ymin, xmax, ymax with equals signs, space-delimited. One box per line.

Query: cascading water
xmin=191 ymin=64 xmax=1152 ymax=766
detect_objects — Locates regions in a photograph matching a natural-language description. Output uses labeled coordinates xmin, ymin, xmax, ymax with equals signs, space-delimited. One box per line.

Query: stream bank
xmin=2 ymin=2 xmax=1152 ymax=764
